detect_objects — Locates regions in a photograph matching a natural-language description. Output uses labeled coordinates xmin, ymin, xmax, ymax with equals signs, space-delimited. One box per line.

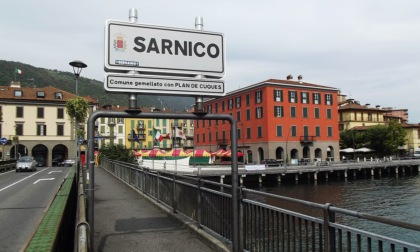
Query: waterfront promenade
xmin=94 ymin=166 xmax=230 ymax=251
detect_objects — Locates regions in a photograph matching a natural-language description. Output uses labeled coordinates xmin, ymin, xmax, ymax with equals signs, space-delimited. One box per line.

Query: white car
xmin=62 ymin=159 xmax=76 ymax=167
xmin=16 ymin=156 xmax=37 ymax=172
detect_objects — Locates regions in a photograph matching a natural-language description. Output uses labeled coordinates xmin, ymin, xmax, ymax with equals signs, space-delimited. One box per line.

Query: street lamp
xmin=69 ymin=60 xmax=87 ymax=162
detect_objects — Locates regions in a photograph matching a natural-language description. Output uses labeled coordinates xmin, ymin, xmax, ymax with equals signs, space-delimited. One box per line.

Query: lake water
xmin=249 ymin=174 xmax=420 ymax=245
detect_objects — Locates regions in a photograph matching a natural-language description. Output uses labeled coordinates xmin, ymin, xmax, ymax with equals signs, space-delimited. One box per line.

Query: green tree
xmin=385 ymin=120 xmax=406 ymax=156
xmin=339 ymin=129 xmax=366 ymax=149
xmin=364 ymin=125 xmax=389 ymax=156
xmin=99 ymin=144 xmax=135 ymax=163
xmin=66 ymin=97 xmax=90 ymax=123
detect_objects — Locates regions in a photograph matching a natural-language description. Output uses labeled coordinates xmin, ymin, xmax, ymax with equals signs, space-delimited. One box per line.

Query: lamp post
xmin=69 ymin=60 xmax=87 ymax=162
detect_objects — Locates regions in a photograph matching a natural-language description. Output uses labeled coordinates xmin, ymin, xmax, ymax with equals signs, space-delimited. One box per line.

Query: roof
xmin=0 ymin=85 xmax=98 ymax=104
xmin=339 ymin=102 xmax=387 ymax=112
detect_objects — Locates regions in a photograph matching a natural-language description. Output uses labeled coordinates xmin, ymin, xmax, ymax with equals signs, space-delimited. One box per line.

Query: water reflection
xmin=248 ymin=175 xmax=420 ymax=245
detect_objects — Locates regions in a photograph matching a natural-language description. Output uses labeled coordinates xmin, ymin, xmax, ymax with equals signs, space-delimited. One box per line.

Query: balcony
xmin=127 ymin=133 xmax=146 ymax=141
xmin=300 ymin=136 xmax=316 ymax=143
xmin=216 ymin=138 xmax=229 ymax=146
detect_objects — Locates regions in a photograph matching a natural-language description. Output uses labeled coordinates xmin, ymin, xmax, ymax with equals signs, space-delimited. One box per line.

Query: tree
xmin=339 ymin=129 xmax=366 ymax=149
xmin=385 ymin=120 xmax=406 ymax=156
xmin=99 ymin=144 xmax=136 ymax=163
xmin=364 ymin=125 xmax=389 ymax=156
xmin=66 ymin=97 xmax=90 ymax=124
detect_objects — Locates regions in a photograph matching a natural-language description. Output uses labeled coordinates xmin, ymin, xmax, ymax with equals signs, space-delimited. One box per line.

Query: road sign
xmin=0 ymin=138 xmax=7 ymax=145
xmin=104 ymin=20 xmax=225 ymax=78
xmin=105 ymin=73 xmax=225 ymax=96
xmin=78 ymin=138 xmax=84 ymax=145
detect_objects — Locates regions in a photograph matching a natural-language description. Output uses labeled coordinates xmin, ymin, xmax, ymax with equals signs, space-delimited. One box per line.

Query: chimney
xmin=286 ymin=74 xmax=293 ymax=80
xmin=298 ymin=75 xmax=303 ymax=83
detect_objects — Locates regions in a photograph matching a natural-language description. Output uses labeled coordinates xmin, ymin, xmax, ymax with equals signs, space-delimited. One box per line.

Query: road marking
xmin=0 ymin=170 xmax=44 ymax=192
xmin=33 ymin=178 xmax=55 ymax=184
xmin=48 ymin=171 xmax=62 ymax=174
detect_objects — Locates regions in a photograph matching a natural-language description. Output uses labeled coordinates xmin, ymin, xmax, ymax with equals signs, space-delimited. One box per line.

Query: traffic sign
xmin=0 ymin=138 xmax=7 ymax=145
xmin=104 ymin=20 xmax=225 ymax=78
xmin=105 ymin=73 xmax=225 ymax=96
xmin=78 ymin=138 xmax=84 ymax=145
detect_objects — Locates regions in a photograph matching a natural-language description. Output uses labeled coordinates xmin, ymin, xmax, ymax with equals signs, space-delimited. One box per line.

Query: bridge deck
xmin=94 ymin=166 xmax=229 ymax=251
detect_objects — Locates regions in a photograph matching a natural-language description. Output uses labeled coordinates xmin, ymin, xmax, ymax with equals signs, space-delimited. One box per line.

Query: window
xmin=118 ymin=125 xmax=123 ymax=134
xmin=301 ymin=92 xmax=309 ymax=104
xmin=215 ymin=103 xmax=218 ymax=113
xmin=325 ymin=94 xmax=333 ymax=105
xmin=327 ymin=126 xmax=333 ymax=137
xmin=290 ymin=107 xmax=296 ymax=118
xmin=15 ymin=123 xmax=24 ymax=135
xmin=237 ymin=111 xmax=241 ymax=122
xmin=327 ymin=108 xmax=332 ymax=119
xmin=202 ymin=133 xmax=206 ymax=142
xmin=315 ymin=126 xmax=321 ymax=137
xmin=274 ymin=106 xmax=284 ymax=117
xmin=246 ymin=94 xmax=250 ymax=106
xmin=246 ymin=109 xmax=251 ymax=120
xmin=257 ymin=126 xmax=263 ymax=138
xmin=276 ymin=125 xmax=282 ymax=137
xmin=256 ymin=107 xmax=263 ymax=118
xmin=14 ymin=90 xmax=22 ymax=97
xmin=274 ymin=90 xmax=283 ymax=102
xmin=37 ymin=124 xmax=47 ymax=136
xmin=55 ymin=92 xmax=63 ymax=99
xmin=36 ymin=91 xmax=45 ymax=98
xmin=215 ymin=131 xmax=219 ymax=140
xmin=109 ymin=118 xmax=115 ymax=124
xmin=221 ymin=101 xmax=225 ymax=111
xmin=314 ymin=108 xmax=320 ymax=119
xmin=196 ymin=134 xmax=200 ymax=142
xmin=100 ymin=117 xmax=105 ymax=124
xmin=228 ymin=99 xmax=233 ymax=110
xmin=100 ymin=126 xmax=105 ymax=133
xmin=57 ymin=124 xmax=64 ymax=136
xmin=291 ymin=126 xmax=297 ymax=137
xmin=16 ymin=107 xmax=23 ymax=118
xmin=237 ymin=128 xmax=241 ymax=139
xmin=246 ymin=127 xmax=251 ymax=139
xmin=37 ymin=107 xmax=44 ymax=118
xmin=289 ymin=91 xmax=297 ymax=103
xmin=117 ymin=118 xmax=124 ymax=124
xmin=303 ymin=126 xmax=309 ymax=138
xmin=313 ymin=93 xmax=321 ymax=104
xmin=57 ymin=108 xmax=64 ymax=119
xmin=303 ymin=107 xmax=308 ymax=118
xmin=236 ymin=97 xmax=241 ymax=108
xmin=255 ymin=90 xmax=262 ymax=103
xmin=207 ymin=105 xmax=212 ymax=113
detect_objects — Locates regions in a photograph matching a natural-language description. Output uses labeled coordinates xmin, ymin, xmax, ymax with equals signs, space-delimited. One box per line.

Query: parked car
xmin=16 ymin=156 xmax=37 ymax=172
xmin=260 ymin=159 xmax=283 ymax=167
xmin=35 ymin=156 xmax=46 ymax=167
xmin=52 ymin=157 xmax=64 ymax=166
xmin=62 ymin=159 xmax=76 ymax=167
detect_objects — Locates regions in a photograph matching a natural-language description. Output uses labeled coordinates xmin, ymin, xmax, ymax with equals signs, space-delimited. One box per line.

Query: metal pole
xmin=75 ymin=77 xmax=79 ymax=162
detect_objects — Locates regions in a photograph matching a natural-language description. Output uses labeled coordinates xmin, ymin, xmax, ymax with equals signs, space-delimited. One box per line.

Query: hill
xmin=0 ymin=60 xmax=194 ymax=111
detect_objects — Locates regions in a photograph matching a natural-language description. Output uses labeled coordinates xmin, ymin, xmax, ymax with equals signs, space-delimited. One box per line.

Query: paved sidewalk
xmin=94 ymin=167 xmax=226 ymax=252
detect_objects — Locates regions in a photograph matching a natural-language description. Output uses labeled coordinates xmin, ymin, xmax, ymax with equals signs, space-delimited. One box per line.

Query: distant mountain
xmin=0 ymin=60 xmax=194 ymax=111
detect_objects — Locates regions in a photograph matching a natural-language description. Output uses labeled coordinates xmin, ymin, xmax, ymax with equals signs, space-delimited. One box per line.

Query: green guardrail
xmin=25 ymin=166 xmax=77 ymax=252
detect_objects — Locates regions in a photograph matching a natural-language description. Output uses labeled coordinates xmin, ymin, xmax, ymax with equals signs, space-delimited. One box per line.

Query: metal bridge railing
xmin=101 ymin=158 xmax=420 ymax=252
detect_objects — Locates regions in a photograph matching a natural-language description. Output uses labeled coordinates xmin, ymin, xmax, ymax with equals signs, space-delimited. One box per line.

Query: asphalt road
xmin=0 ymin=166 xmax=72 ymax=251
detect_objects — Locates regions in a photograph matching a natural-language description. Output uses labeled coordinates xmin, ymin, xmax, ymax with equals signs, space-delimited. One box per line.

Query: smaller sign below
xmin=0 ymin=138 xmax=7 ymax=145
xmin=105 ymin=73 xmax=225 ymax=97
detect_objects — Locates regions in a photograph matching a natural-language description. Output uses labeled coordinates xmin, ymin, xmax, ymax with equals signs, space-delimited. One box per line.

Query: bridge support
xmin=371 ymin=169 xmax=374 ymax=177
xmin=220 ymin=175 xmax=225 ymax=184
xmin=344 ymin=170 xmax=348 ymax=178
xmin=314 ymin=172 xmax=318 ymax=180
xmin=277 ymin=174 xmax=281 ymax=183
xmin=295 ymin=174 xmax=299 ymax=182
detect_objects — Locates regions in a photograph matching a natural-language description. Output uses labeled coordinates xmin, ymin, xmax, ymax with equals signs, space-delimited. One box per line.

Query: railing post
xmin=239 ymin=186 xmax=244 ymax=251
xmin=197 ymin=178 xmax=202 ymax=228
xmin=323 ymin=203 xmax=336 ymax=252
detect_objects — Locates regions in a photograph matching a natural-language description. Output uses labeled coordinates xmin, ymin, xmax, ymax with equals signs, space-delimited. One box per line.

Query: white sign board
xmin=105 ymin=73 xmax=225 ymax=96
xmin=105 ymin=20 xmax=225 ymax=77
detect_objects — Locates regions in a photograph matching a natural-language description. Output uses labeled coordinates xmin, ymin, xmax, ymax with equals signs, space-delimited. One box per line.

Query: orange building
xmin=195 ymin=77 xmax=340 ymax=164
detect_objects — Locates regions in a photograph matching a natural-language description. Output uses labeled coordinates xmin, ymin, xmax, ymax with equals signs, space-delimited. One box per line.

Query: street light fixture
xmin=69 ymin=60 xmax=87 ymax=163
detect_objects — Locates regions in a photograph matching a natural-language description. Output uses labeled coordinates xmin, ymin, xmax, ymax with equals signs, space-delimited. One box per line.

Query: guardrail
xmin=101 ymin=158 xmax=420 ymax=251
xmin=0 ymin=160 xmax=16 ymax=173
xmin=25 ymin=165 xmax=77 ymax=252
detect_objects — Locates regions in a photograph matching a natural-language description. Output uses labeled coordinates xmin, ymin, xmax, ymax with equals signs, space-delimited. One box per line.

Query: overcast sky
xmin=1 ymin=0 xmax=420 ymax=122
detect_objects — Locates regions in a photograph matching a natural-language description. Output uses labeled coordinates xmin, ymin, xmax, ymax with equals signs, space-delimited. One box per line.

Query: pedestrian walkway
xmin=94 ymin=167 xmax=227 ymax=252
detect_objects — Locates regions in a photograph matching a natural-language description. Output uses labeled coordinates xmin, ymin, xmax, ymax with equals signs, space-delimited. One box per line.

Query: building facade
xmin=0 ymin=81 xmax=98 ymax=165
xmin=195 ymin=78 xmax=341 ymax=164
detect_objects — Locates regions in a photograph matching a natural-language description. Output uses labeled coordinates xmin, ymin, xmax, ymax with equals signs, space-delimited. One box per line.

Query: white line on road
xmin=0 ymin=170 xmax=45 ymax=192
xmin=33 ymin=178 xmax=55 ymax=184
xmin=48 ymin=171 xmax=62 ymax=174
